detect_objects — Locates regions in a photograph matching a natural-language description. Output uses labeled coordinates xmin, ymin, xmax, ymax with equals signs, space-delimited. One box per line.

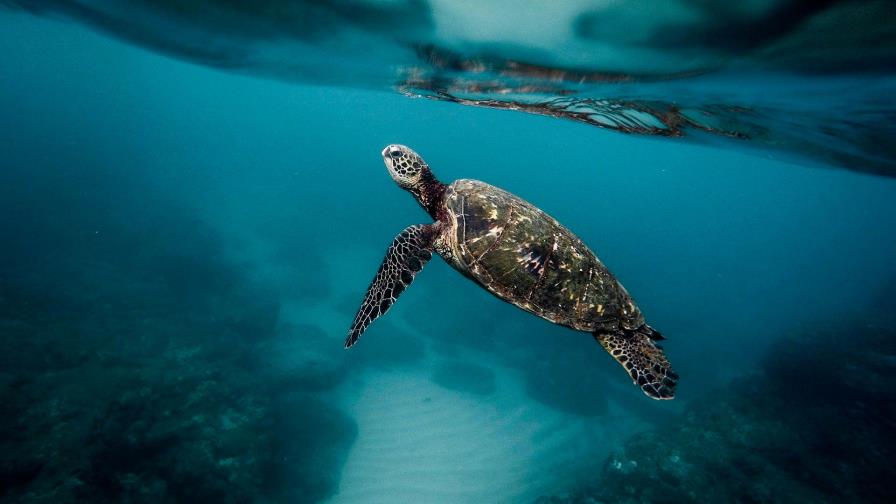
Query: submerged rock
xmin=345 ymin=320 xmax=426 ymax=369
xmin=255 ymin=322 xmax=349 ymax=392
xmin=524 ymin=362 xmax=609 ymax=418
xmin=402 ymin=280 xmax=502 ymax=354
xmin=69 ymin=375 xmax=358 ymax=504
xmin=0 ymin=172 xmax=360 ymax=502
xmin=431 ymin=360 xmax=496 ymax=395
xmin=521 ymin=341 xmax=612 ymax=418
xmin=263 ymin=394 xmax=358 ymax=503
xmin=544 ymin=323 xmax=896 ymax=503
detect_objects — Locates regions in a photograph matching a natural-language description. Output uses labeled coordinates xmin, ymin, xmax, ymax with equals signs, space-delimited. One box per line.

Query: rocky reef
xmin=539 ymin=317 xmax=896 ymax=504
xmin=0 ymin=166 xmax=357 ymax=503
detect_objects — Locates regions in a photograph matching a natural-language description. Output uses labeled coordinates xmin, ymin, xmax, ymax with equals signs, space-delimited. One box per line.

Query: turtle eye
xmin=390 ymin=150 xmax=403 ymax=158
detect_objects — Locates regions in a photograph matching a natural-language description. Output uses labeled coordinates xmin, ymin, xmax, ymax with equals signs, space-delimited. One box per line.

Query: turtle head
xmin=382 ymin=144 xmax=430 ymax=188
xmin=381 ymin=144 xmax=446 ymax=218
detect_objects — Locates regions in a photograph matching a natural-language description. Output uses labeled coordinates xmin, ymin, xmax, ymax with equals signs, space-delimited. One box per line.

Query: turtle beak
xmin=382 ymin=146 xmax=397 ymax=173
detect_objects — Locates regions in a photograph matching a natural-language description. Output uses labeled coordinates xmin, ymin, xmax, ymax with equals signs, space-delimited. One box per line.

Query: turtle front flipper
xmin=595 ymin=325 xmax=678 ymax=400
xmin=345 ymin=224 xmax=437 ymax=348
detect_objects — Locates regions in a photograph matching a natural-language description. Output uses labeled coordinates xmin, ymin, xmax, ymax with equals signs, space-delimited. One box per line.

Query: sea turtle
xmin=345 ymin=145 xmax=678 ymax=399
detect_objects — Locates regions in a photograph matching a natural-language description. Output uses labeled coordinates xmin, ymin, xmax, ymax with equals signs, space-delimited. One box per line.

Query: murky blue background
xmin=2 ymin=6 xmax=895 ymax=503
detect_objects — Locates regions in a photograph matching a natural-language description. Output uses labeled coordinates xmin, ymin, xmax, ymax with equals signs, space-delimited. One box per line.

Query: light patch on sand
xmin=327 ymin=358 xmax=621 ymax=504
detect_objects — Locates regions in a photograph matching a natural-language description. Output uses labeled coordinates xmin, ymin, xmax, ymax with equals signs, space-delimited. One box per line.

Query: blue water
xmin=2 ymin=5 xmax=896 ymax=503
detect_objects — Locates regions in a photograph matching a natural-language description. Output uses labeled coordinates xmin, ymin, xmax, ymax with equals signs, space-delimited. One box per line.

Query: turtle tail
xmin=594 ymin=325 xmax=678 ymax=400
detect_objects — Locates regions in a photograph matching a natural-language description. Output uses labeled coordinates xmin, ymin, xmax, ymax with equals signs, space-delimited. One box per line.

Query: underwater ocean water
xmin=2 ymin=1 xmax=896 ymax=503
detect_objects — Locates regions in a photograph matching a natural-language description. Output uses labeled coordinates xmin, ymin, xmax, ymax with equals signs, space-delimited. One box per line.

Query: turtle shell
xmin=443 ymin=179 xmax=644 ymax=332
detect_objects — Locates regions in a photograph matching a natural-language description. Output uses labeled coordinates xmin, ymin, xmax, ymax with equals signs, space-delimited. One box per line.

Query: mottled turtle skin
xmin=440 ymin=179 xmax=643 ymax=333
xmin=346 ymin=144 xmax=678 ymax=400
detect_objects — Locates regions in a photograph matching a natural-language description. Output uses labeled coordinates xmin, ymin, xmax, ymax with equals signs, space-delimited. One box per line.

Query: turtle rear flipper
xmin=345 ymin=224 xmax=437 ymax=348
xmin=595 ymin=325 xmax=678 ymax=400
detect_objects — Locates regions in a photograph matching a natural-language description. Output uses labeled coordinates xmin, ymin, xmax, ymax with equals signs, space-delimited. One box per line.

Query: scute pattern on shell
xmin=444 ymin=179 xmax=644 ymax=333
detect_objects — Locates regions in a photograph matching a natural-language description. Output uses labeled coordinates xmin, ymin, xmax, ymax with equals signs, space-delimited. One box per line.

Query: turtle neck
xmin=409 ymin=169 xmax=447 ymax=221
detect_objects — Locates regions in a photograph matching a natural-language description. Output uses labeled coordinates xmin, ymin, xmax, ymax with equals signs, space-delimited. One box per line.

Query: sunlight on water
xmin=3 ymin=0 xmax=896 ymax=174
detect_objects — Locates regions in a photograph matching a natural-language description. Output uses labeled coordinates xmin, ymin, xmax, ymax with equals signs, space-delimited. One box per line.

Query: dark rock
xmin=263 ymin=394 xmax=358 ymax=503
xmin=401 ymin=277 xmax=502 ymax=353
xmin=431 ymin=360 xmax=496 ymax=395
xmin=521 ymin=341 xmax=611 ymax=417
xmin=255 ymin=323 xmax=349 ymax=392
xmin=0 ymin=142 xmax=358 ymax=503
xmin=547 ymin=324 xmax=896 ymax=503
xmin=345 ymin=321 xmax=426 ymax=369
xmin=0 ymin=458 xmax=44 ymax=496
